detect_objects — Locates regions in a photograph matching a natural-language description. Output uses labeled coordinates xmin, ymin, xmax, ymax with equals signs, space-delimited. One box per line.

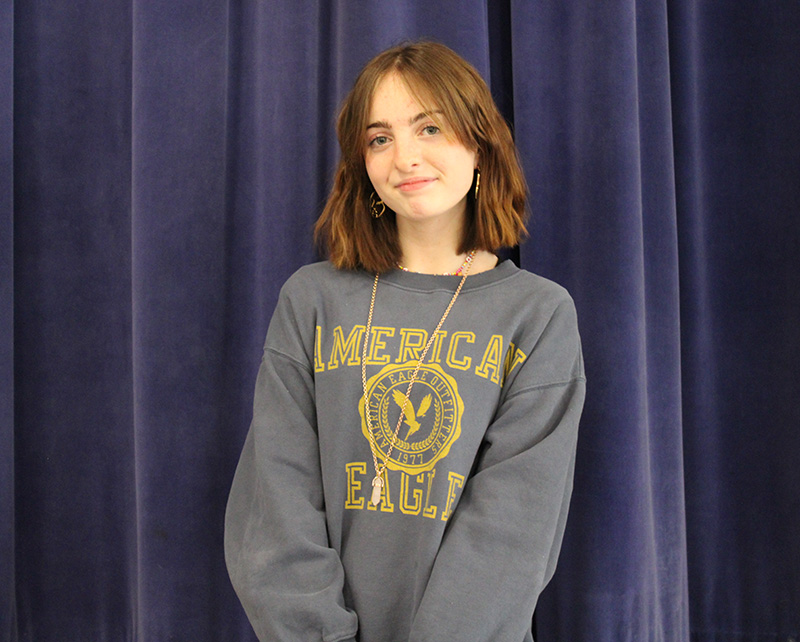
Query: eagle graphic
xmin=392 ymin=390 xmax=433 ymax=439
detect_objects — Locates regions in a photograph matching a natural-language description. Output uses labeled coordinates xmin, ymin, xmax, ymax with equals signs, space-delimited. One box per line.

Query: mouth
xmin=396 ymin=177 xmax=436 ymax=192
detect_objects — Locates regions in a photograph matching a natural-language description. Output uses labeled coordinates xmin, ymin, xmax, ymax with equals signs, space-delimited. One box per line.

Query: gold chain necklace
xmin=397 ymin=249 xmax=477 ymax=276
xmin=361 ymin=259 xmax=474 ymax=507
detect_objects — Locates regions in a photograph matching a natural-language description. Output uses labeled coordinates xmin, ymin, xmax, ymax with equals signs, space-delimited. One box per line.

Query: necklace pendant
xmin=370 ymin=475 xmax=384 ymax=507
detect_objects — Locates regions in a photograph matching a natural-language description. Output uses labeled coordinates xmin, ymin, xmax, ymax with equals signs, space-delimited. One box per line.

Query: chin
xmin=396 ymin=203 xmax=462 ymax=222
xmin=396 ymin=210 xmax=443 ymax=223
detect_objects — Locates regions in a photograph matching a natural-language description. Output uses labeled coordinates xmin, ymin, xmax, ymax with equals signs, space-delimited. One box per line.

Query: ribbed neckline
xmin=376 ymin=259 xmax=519 ymax=293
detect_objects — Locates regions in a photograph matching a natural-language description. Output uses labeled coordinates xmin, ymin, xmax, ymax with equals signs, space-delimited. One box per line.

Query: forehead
xmin=368 ymin=72 xmax=437 ymax=120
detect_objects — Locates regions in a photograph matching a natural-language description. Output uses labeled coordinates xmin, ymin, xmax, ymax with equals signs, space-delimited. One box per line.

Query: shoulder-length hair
xmin=315 ymin=41 xmax=528 ymax=273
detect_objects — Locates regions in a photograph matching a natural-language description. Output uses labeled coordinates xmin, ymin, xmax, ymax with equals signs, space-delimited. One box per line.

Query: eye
xmin=368 ymin=135 xmax=390 ymax=148
xmin=422 ymin=125 xmax=440 ymax=136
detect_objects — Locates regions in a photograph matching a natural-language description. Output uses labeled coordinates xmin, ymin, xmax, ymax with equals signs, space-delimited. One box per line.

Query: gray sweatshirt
xmin=225 ymin=259 xmax=585 ymax=642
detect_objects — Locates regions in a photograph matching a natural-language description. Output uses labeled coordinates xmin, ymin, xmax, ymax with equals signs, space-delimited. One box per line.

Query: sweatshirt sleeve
xmin=224 ymin=284 xmax=358 ymax=642
xmin=409 ymin=296 xmax=585 ymax=642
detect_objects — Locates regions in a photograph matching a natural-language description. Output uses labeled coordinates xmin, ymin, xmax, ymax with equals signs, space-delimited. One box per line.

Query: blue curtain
xmin=3 ymin=1 xmax=799 ymax=640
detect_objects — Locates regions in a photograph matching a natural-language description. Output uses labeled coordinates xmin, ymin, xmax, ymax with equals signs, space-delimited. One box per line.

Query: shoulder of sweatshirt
xmin=279 ymin=261 xmax=373 ymax=304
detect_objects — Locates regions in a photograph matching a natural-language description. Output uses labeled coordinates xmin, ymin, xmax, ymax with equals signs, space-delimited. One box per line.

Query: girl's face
xmin=364 ymin=73 xmax=477 ymax=230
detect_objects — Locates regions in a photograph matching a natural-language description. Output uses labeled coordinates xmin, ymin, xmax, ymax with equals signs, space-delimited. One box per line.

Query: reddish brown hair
xmin=315 ymin=41 xmax=528 ymax=273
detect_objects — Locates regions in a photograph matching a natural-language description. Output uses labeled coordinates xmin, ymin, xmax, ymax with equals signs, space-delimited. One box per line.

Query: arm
xmin=409 ymin=299 xmax=585 ymax=642
xmin=224 ymin=290 xmax=358 ymax=642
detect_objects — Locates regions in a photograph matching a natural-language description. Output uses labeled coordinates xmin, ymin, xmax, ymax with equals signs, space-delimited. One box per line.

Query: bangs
xmin=392 ymin=67 xmax=476 ymax=149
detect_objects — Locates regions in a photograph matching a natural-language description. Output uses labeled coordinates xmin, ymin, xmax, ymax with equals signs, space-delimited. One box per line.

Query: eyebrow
xmin=366 ymin=110 xmax=443 ymax=130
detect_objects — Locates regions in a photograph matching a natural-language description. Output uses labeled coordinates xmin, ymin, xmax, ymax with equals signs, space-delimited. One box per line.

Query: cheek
xmin=364 ymin=156 xmax=382 ymax=186
xmin=365 ymin=157 xmax=393 ymax=202
xmin=439 ymin=145 xmax=477 ymax=183
xmin=453 ymin=154 xmax=478 ymax=191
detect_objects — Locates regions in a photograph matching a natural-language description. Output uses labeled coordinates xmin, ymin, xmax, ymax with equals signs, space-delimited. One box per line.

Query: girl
xmin=225 ymin=41 xmax=585 ymax=642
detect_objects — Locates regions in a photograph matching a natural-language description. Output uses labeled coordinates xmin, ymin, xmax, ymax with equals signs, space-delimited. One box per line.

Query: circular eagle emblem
xmin=359 ymin=361 xmax=464 ymax=474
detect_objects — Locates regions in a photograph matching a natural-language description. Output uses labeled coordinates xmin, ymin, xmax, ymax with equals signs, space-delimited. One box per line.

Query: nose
xmin=393 ymin=134 xmax=421 ymax=172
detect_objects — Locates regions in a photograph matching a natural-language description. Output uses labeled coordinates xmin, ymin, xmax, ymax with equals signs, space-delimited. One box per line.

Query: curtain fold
xmin=4 ymin=1 xmax=799 ymax=640
xmin=130 ymin=1 xmax=237 ymax=637
xmin=669 ymin=3 xmax=800 ymax=638
xmin=12 ymin=1 xmax=136 ymax=639
xmin=512 ymin=2 xmax=688 ymax=639
xmin=1 ymin=0 xmax=15 ymax=637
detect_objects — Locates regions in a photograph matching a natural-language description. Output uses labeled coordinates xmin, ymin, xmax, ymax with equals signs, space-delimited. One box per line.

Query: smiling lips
xmin=396 ymin=177 xmax=436 ymax=192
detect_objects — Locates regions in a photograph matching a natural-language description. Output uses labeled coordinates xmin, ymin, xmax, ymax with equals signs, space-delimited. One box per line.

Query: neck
xmin=396 ymin=215 xmax=465 ymax=274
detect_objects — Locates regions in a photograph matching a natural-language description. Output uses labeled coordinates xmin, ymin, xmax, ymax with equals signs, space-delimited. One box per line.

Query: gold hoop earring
xmin=369 ymin=192 xmax=385 ymax=218
xmin=474 ymin=168 xmax=481 ymax=200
